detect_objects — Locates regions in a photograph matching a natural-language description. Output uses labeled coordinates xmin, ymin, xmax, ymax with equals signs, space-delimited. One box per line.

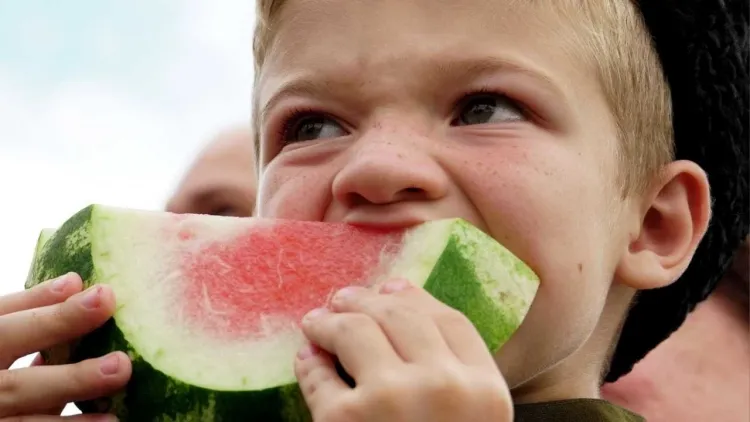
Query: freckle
xmin=578 ymin=263 xmax=583 ymax=272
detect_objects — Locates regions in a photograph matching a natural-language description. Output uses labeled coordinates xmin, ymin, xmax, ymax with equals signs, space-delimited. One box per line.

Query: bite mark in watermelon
xmin=26 ymin=204 xmax=539 ymax=422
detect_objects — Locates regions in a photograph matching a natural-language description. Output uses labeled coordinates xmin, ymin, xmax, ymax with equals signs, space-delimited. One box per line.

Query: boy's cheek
xmin=457 ymin=166 xmax=623 ymax=384
xmin=257 ymin=164 xmax=334 ymax=220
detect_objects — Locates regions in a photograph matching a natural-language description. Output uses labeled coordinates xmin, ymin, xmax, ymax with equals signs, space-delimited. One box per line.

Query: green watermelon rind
xmin=26 ymin=204 xmax=540 ymax=422
xmin=25 ymin=227 xmax=57 ymax=287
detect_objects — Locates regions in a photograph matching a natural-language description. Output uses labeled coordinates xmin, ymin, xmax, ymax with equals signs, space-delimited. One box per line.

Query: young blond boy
xmin=0 ymin=1 xmax=745 ymax=421
xmin=249 ymin=0 xmax=747 ymax=420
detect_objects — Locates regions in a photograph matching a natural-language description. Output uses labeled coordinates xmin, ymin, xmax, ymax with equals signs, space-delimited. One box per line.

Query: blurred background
xmin=0 ymin=1 xmax=256 ymax=413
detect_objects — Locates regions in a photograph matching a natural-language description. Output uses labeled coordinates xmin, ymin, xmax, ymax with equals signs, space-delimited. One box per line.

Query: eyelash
xmin=273 ymin=88 xmax=529 ymax=144
xmin=275 ymin=106 xmax=330 ymax=146
xmin=453 ymin=87 xmax=529 ymax=121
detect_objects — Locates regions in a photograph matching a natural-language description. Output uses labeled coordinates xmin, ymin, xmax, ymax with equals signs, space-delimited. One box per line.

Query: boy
xmin=249 ymin=0 xmax=747 ymax=420
xmin=0 ymin=1 xmax=745 ymax=421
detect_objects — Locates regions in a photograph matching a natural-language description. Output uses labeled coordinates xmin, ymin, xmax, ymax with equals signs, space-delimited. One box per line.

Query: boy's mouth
xmin=343 ymin=217 xmax=425 ymax=231
xmin=338 ymin=207 xmax=484 ymax=234
xmin=340 ymin=210 xmax=428 ymax=231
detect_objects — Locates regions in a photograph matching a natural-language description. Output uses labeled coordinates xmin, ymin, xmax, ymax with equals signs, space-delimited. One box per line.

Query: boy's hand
xmin=0 ymin=273 xmax=130 ymax=421
xmin=295 ymin=280 xmax=513 ymax=422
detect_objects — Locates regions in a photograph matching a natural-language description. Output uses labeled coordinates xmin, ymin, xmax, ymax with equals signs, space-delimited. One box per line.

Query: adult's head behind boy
xmin=249 ymin=0 xmax=747 ymax=419
xmin=167 ymin=126 xmax=257 ymax=217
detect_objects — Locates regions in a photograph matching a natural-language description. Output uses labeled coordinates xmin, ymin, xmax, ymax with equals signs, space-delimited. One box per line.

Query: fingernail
xmin=100 ymin=353 xmax=120 ymax=375
xmin=303 ymin=307 xmax=328 ymax=321
xmin=80 ymin=286 xmax=102 ymax=309
xmin=334 ymin=287 xmax=360 ymax=301
xmin=381 ymin=279 xmax=412 ymax=294
xmin=50 ymin=273 xmax=71 ymax=292
xmin=297 ymin=344 xmax=319 ymax=360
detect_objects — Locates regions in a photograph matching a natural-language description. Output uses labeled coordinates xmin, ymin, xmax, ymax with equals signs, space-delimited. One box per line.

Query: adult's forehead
xmin=198 ymin=128 xmax=255 ymax=164
xmin=166 ymin=128 xmax=258 ymax=214
xmin=173 ymin=129 xmax=256 ymax=194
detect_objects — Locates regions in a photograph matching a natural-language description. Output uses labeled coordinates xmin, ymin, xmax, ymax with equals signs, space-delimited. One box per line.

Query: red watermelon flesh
xmin=180 ymin=221 xmax=404 ymax=338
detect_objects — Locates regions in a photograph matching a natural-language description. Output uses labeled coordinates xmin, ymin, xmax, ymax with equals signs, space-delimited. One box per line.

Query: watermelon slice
xmin=26 ymin=204 xmax=539 ymax=422
xmin=25 ymin=227 xmax=56 ymax=285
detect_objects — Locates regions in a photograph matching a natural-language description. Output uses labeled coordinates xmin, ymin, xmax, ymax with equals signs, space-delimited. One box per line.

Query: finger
xmin=35 ymin=406 xmax=66 ymax=418
xmin=294 ymin=344 xmax=351 ymax=411
xmin=330 ymin=286 xmax=453 ymax=363
xmin=0 ymin=414 xmax=118 ymax=421
xmin=23 ymin=405 xmax=66 ymax=418
xmin=0 ymin=352 xmax=131 ymax=418
xmin=26 ymin=355 xmax=66 ymax=416
xmin=300 ymin=308 xmax=402 ymax=382
xmin=0 ymin=274 xmax=83 ymax=316
xmin=0 ymin=285 xmax=116 ymax=364
xmin=381 ymin=280 xmax=497 ymax=368
xmin=30 ymin=356 xmax=65 ymax=416
xmin=29 ymin=354 xmax=44 ymax=367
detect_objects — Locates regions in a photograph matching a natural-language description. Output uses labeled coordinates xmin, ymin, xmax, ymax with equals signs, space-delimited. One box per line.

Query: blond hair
xmin=251 ymin=0 xmax=674 ymax=193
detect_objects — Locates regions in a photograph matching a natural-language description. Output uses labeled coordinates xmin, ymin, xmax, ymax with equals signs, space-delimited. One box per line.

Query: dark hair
xmin=606 ymin=0 xmax=749 ymax=382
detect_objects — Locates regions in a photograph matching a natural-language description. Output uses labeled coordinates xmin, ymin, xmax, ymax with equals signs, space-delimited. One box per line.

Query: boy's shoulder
xmin=514 ymin=399 xmax=644 ymax=422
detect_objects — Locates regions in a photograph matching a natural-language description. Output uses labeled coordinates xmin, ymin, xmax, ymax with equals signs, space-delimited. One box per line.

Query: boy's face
xmin=255 ymin=0 xmax=635 ymax=388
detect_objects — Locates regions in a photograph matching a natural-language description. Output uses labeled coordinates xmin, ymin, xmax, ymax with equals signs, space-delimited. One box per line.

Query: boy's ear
xmin=616 ymin=160 xmax=712 ymax=290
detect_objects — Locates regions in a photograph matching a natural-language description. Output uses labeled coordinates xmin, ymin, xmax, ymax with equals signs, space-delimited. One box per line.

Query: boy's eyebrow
xmin=259 ymin=79 xmax=331 ymax=123
xmin=259 ymin=56 xmax=563 ymax=124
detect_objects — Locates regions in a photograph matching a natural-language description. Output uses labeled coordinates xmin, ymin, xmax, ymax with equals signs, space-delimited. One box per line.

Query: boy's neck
xmin=510 ymin=284 xmax=634 ymax=404
xmin=511 ymin=365 xmax=602 ymax=404
xmin=509 ymin=320 xmax=613 ymax=404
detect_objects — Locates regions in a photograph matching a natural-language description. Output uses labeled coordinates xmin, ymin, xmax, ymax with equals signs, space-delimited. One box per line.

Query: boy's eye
xmin=285 ymin=115 xmax=347 ymax=143
xmin=454 ymin=94 xmax=525 ymax=126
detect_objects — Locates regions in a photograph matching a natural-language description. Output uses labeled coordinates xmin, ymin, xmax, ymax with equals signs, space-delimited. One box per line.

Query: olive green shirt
xmin=515 ymin=399 xmax=645 ymax=421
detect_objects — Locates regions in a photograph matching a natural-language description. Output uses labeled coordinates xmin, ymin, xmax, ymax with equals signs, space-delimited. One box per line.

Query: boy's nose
xmin=331 ymin=142 xmax=449 ymax=208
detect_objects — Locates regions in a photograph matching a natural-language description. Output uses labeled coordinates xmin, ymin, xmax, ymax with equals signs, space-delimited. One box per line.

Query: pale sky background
xmin=0 ymin=1 xmax=256 ymax=414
